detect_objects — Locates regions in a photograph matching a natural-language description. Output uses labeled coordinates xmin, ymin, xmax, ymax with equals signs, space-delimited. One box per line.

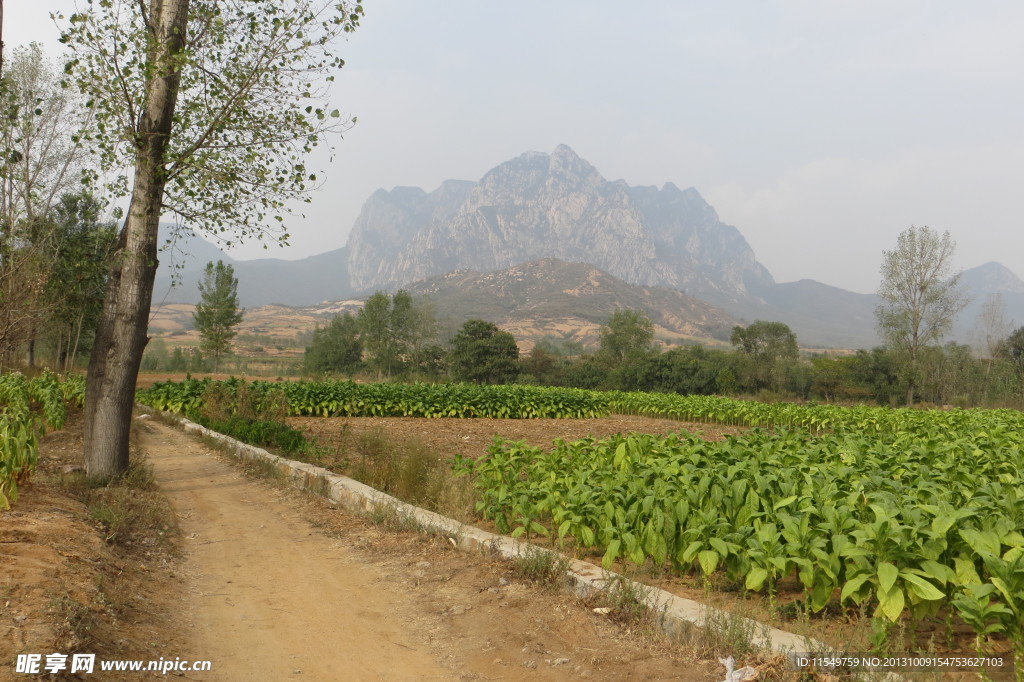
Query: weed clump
xmin=511 ymin=544 xmax=570 ymax=590
xmin=344 ymin=427 xmax=476 ymax=520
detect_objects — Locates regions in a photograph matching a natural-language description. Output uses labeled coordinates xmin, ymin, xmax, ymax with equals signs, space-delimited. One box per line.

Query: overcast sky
xmin=9 ymin=1 xmax=1024 ymax=294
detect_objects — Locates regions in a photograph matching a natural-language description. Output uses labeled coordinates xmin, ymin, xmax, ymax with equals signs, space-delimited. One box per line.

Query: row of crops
xmin=458 ymin=402 xmax=1024 ymax=659
xmin=136 ymin=377 xmax=1024 ymax=657
xmin=0 ymin=372 xmax=85 ymax=508
xmin=136 ymin=377 xmax=609 ymax=419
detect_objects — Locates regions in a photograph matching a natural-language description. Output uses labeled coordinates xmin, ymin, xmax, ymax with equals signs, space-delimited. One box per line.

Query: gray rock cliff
xmin=345 ymin=145 xmax=773 ymax=300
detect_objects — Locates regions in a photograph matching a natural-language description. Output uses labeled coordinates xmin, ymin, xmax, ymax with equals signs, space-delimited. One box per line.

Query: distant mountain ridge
xmin=152 ymin=146 xmax=1024 ymax=349
xmin=347 ymin=145 xmax=774 ymax=301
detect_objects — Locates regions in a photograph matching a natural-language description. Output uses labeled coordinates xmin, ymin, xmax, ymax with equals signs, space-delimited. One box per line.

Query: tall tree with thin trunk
xmin=975 ymin=293 xmax=1011 ymax=403
xmin=0 ymin=44 xmax=87 ymax=366
xmin=60 ymin=0 xmax=362 ymax=477
xmin=875 ymin=225 xmax=967 ymax=405
xmin=193 ymin=260 xmax=243 ymax=372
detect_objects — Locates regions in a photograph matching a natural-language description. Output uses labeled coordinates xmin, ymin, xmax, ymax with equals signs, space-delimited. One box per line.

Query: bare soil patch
xmin=289 ymin=414 xmax=741 ymax=463
xmin=1 ymin=413 xmax=190 ymax=681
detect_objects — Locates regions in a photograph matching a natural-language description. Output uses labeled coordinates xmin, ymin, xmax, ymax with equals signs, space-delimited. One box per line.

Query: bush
xmin=195 ymin=415 xmax=310 ymax=457
xmin=193 ymin=379 xmax=314 ymax=458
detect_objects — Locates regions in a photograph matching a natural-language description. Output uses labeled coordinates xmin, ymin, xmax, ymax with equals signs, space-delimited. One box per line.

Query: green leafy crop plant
xmin=458 ymin=399 xmax=1024 ymax=662
xmin=1 ymin=371 xmax=84 ymax=508
xmin=137 ymin=378 xmax=611 ymax=420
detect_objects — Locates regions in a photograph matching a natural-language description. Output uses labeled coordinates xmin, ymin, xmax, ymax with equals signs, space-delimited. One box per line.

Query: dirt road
xmin=140 ymin=419 xmax=717 ymax=681
xmin=145 ymin=419 xmax=451 ymax=680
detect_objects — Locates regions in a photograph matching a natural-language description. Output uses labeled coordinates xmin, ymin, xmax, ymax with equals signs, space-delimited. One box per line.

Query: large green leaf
xmin=900 ymin=572 xmax=944 ymax=601
xmin=875 ymin=584 xmax=905 ymax=622
xmin=602 ymin=538 xmax=622 ymax=569
xmin=698 ymin=550 xmax=720 ymax=576
xmin=877 ymin=561 xmax=898 ymax=594
xmin=841 ymin=574 xmax=871 ymax=603
xmin=745 ymin=566 xmax=769 ymax=591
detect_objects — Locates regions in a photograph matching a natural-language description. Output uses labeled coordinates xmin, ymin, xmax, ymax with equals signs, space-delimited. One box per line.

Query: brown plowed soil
xmin=289 ymin=413 xmax=741 ymax=462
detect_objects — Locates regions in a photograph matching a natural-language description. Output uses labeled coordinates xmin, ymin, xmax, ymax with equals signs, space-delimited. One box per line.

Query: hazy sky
xmin=9 ymin=1 xmax=1024 ymax=294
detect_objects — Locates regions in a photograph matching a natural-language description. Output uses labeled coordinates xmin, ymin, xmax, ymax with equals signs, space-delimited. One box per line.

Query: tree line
xmin=301 ymin=269 xmax=1024 ymax=409
xmin=0 ymin=44 xmax=117 ymax=372
xmin=302 ymin=290 xmax=521 ymax=385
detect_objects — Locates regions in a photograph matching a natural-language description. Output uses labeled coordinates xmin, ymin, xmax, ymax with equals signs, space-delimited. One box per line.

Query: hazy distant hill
xmin=956 ymin=262 xmax=1024 ymax=339
xmin=152 ymin=229 xmax=350 ymax=307
xmin=706 ymin=279 xmax=881 ymax=349
xmin=406 ymin=258 xmax=741 ymax=348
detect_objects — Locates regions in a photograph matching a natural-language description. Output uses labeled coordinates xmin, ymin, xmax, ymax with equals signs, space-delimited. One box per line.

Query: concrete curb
xmin=140 ymin=406 xmax=827 ymax=658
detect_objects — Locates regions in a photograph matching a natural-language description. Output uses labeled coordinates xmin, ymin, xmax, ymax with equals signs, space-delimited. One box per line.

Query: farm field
xmin=289 ymin=413 xmax=742 ymax=462
xmin=135 ymin=378 xmax=1024 ymax=676
xmin=291 ymin=412 xmax=1020 ymax=673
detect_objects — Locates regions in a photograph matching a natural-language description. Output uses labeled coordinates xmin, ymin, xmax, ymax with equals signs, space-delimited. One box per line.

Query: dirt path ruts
xmin=142 ymin=419 xmax=453 ymax=681
xmin=140 ymin=418 xmax=720 ymax=682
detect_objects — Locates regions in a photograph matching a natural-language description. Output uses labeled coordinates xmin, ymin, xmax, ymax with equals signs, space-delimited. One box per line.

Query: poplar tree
xmin=876 ymin=226 xmax=967 ymax=404
xmin=60 ymin=0 xmax=362 ymax=476
xmin=193 ymin=260 xmax=243 ymax=372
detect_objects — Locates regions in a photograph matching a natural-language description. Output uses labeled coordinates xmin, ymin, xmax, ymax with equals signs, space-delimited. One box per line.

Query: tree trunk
xmin=83 ymin=0 xmax=190 ymax=478
xmin=69 ymin=311 xmax=85 ymax=370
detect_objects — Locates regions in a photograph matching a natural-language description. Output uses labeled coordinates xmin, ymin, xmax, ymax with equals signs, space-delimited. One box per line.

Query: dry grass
xmin=53 ymin=445 xmax=179 ymax=552
xmin=337 ymin=426 xmax=478 ymax=522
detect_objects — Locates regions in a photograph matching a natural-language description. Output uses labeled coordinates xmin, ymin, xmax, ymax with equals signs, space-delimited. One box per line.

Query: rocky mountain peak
xmin=345 ymin=145 xmax=775 ymax=301
xmin=962 ymin=261 xmax=1024 ymax=295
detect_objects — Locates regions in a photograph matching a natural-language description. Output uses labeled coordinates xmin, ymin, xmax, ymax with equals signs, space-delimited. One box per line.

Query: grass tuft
xmin=592 ymin=574 xmax=658 ymax=629
xmin=511 ymin=544 xmax=571 ymax=589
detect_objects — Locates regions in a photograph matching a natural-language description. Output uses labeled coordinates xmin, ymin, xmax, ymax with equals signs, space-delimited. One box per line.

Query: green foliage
xmin=561 ymin=355 xmax=607 ymax=390
xmin=168 ymin=347 xmax=188 ymax=372
xmin=304 ymin=312 xmax=362 ymax=375
xmin=357 ymin=290 xmax=436 ymax=379
xmin=43 ymin=192 xmax=118 ymax=369
xmin=519 ymin=342 xmax=572 ymax=386
xmin=460 ymin=397 xmax=1024 ymax=658
xmin=731 ymin=320 xmax=800 ymax=392
xmin=613 ymin=345 xmax=734 ymax=394
xmin=196 ymin=416 xmax=311 ymax=456
xmin=136 ymin=378 xmax=608 ymax=420
xmin=997 ymin=327 xmax=1024 ymax=388
xmin=183 ymin=377 xmax=313 ymax=457
xmin=598 ymin=308 xmax=655 ymax=366
xmin=449 ymin=320 xmax=520 ymax=385
xmin=731 ymin=320 xmax=799 ymax=359
xmin=0 ymin=371 xmax=85 ymax=508
xmin=193 ymin=261 xmax=244 ymax=372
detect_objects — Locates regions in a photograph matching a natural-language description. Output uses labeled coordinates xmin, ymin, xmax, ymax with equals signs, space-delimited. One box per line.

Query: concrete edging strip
xmin=140 ymin=406 xmax=826 ymax=658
